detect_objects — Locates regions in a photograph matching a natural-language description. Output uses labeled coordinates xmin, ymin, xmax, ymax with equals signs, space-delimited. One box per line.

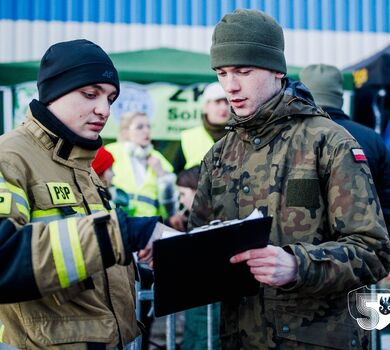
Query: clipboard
xmin=152 ymin=215 xmax=273 ymax=317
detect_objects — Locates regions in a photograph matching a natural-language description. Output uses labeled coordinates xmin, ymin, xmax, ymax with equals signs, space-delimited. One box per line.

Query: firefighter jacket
xmin=106 ymin=141 xmax=173 ymax=217
xmin=0 ymin=100 xmax=160 ymax=349
xmin=189 ymin=79 xmax=390 ymax=350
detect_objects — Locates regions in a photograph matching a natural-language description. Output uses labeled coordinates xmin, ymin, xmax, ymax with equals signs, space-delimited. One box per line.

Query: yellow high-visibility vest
xmin=181 ymin=126 xmax=214 ymax=169
xmin=106 ymin=142 xmax=173 ymax=217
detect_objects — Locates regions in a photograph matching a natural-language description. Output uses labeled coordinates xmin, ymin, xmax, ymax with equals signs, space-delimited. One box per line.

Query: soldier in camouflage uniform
xmin=189 ymin=9 xmax=390 ymax=350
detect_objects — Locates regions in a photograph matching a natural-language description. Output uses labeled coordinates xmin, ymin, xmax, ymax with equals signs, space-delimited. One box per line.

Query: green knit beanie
xmin=210 ymin=9 xmax=286 ymax=74
xmin=299 ymin=64 xmax=344 ymax=109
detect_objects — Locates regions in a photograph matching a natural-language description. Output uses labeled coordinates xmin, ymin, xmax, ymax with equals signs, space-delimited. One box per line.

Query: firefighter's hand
xmin=138 ymin=222 xmax=180 ymax=268
xmin=230 ymin=245 xmax=298 ymax=287
xmin=168 ymin=212 xmax=188 ymax=231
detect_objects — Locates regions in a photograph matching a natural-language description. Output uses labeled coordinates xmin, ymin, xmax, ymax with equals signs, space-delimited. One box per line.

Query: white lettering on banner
xmin=109 ymin=82 xmax=206 ymax=140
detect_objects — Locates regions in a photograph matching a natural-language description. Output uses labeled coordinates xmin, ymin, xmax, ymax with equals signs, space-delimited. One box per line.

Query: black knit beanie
xmin=210 ymin=9 xmax=287 ymax=74
xmin=37 ymin=39 xmax=120 ymax=105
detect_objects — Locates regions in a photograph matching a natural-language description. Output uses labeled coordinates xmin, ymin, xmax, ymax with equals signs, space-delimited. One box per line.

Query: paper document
xmin=161 ymin=208 xmax=264 ymax=238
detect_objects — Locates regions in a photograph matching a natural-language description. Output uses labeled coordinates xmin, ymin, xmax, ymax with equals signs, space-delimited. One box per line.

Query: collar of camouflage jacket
xmin=227 ymin=78 xmax=328 ymax=133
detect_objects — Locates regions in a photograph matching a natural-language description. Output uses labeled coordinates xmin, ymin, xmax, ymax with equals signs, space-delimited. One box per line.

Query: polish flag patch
xmin=351 ymin=148 xmax=367 ymax=162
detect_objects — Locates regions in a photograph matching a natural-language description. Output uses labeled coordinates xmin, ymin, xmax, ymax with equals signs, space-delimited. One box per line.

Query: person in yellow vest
xmin=106 ymin=111 xmax=177 ymax=219
xmin=0 ymin=39 xmax=172 ymax=350
xmin=106 ymin=111 xmax=177 ymax=350
xmin=173 ymin=82 xmax=230 ymax=173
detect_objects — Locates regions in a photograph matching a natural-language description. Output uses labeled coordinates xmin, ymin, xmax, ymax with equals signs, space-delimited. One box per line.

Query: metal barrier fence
xmin=132 ymin=281 xmax=218 ymax=350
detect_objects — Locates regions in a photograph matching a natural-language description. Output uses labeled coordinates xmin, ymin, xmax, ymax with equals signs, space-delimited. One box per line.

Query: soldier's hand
xmin=230 ymin=245 xmax=298 ymax=287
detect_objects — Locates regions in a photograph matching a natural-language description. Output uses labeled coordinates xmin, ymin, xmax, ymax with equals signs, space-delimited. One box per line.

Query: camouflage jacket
xmin=189 ymin=79 xmax=390 ymax=350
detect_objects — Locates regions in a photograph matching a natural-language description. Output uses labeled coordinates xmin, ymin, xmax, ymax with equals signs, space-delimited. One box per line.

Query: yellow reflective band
xmin=0 ymin=178 xmax=29 ymax=206
xmin=0 ymin=322 xmax=4 ymax=342
xmin=67 ymin=218 xmax=87 ymax=282
xmin=47 ymin=183 xmax=76 ymax=205
xmin=0 ymin=193 xmax=11 ymax=214
xmin=89 ymin=203 xmax=108 ymax=213
xmin=32 ymin=208 xmax=62 ymax=219
xmin=16 ymin=204 xmax=30 ymax=220
xmin=49 ymin=221 xmax=69 ymax=288
xmin=32 ymin=207 xmax=86 ymax=218
xmin=0 ymin=173 xmax=30 ymax=220
xmin=31 ymin=207 xmax=86 ymax=224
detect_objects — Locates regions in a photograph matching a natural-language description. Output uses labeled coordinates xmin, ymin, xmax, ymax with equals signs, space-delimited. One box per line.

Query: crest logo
xmin=379 ymin=296 xmax=390 ymax=315
xmin=348 ymin=286 xmax=390 ymax=330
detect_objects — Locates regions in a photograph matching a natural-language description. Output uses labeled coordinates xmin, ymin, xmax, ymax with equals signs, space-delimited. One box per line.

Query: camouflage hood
xmin=214 ymin=78 xmax=330 ymax=167
xmin=226 ymin=78 xmax=328 ymax=131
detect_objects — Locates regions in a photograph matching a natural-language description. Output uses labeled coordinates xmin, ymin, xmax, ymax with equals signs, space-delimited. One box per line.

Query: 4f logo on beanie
xmin=102 ymin=70 xmax=114 ymax=79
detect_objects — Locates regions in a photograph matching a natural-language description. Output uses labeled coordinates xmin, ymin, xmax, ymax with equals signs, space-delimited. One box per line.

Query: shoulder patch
xmin=351 ymin=148 xmax=367 ymax=162
xmin=47 ymin=182 xmax=76 ymax=205
xmin=0 ymin=192 xmax=12 ymax=214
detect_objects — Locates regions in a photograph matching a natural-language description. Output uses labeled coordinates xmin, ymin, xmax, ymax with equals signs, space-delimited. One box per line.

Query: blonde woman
xmin=106 ymin=111 xmax=177 ymax=218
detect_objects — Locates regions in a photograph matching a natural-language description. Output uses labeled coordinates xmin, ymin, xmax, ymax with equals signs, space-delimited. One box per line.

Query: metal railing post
xmin=166 ymin=313 xmax=176 ymax=350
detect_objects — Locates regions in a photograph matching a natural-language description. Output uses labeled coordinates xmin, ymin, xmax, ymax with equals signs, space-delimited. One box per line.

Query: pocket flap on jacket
xmin=28 ymin=318 xmax=117 ymax=346
xmin=274 ymin=310 xmax=364 ymax=349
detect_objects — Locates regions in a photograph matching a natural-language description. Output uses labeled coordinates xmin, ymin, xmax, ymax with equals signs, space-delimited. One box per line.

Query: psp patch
xmin=0 ymin=192 xmax=12 ymax=214
xmin=351 ymin=148 xmax=367 ymax=162
xmin=47 ymin=182 xmax=76 ymax=205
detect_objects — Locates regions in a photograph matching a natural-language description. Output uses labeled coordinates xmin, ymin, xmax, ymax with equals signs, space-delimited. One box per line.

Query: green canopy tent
xmin=0 ymin=47 xmax=304 ymax=86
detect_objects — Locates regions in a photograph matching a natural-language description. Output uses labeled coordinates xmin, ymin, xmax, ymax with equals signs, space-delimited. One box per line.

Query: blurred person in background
xmin=300 ymin=64 xmax=390 ymax=234
xmin=106 ymin=111 xmax=177 ymax=350
xmin=106 ymin=111 xmax=177 ymax=219
xmin=173 ymin=82 xmax=230 ymax=173
xmin=92 ymin=145 xmax=115 ymax=187
xmin=92 ymin=145 xmax=133 ymax=215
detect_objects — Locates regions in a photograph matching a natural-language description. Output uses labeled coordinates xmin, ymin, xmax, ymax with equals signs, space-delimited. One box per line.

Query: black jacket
xmin=324 ymin=106 xmax=390 ymax=233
